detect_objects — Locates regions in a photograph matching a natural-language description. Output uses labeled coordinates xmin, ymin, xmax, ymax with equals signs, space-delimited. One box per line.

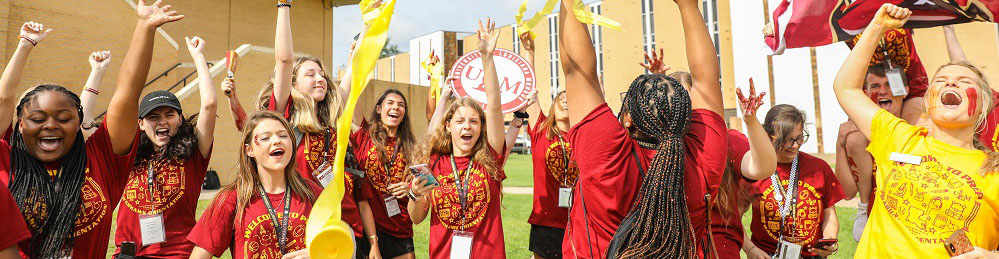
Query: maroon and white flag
xmin=765 ymin=0 xmax=999 ymax=54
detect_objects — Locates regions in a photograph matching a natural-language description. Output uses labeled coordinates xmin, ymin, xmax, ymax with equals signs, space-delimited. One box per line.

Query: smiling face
xmin=446 ymin=106 xmax=483 ymax=156
xmin=865 ymin=73 xmax=906 ymax=116
xmin=378 ymin=92 xmax=407 ymax=128
xmin=552 ymin=92 xmax=569 ymax=121
xmin=19 ymin=91 xmax=81 ymax=163
xmin=925 ymin=65 xmax=986 ymax=129
xmin=773 ymin=123 xmax=806 ymax=163
xmin=245 ymin=119 xmax=294 ymax=172
xmin=139 ymin=106 xmax=182 ymax=149
xmin=294 ymin=60 xmax=328 ymax=102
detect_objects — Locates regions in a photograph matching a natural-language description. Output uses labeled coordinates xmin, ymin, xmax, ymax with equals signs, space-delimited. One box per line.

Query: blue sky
xmin=331 ymin=0 xmax=557 ymax=69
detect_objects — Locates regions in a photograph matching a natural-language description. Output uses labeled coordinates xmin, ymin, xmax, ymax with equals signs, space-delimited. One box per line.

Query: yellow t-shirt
xmin=857 ymin=110 xmax=999 ymax=258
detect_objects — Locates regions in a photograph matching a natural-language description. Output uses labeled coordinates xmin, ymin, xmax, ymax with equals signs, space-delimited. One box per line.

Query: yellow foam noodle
xmin=515 ymin=0 xmax=558 ymax=40
xmin=306 ymin=0 xmax=397 ymax=258
xmin=570 ymin=0 xmax=622 ymax=31
xmin=421 ymin=55 xmax=444 ymax=100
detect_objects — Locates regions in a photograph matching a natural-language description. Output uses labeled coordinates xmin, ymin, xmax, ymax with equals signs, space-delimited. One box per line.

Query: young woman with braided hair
xmin=0 ymin=2 xmax=182 ymax=257
xmin=835 ymin=4 xmax=999 ymax=258
xmin=741 ymin=104 xmax=843 ymax=259
xmin=408 ymin=18 xmax=513 ymax=259
xmin=558 ymin=0 xmax=726 ymax=257
xmin=188 ymin=111 xmax=320 ymax=259
xmin=111 ymin=36 xmax=217 ymax=258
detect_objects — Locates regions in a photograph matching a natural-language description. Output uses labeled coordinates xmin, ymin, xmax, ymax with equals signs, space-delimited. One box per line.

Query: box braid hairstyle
xmin=367 ymin=89 xmax=417 ymax=168
xmin=9 ymin=84 xmax=87 ymax=258
xmin=608 ymin=74 xmax=697 ymax=258
xmin=134 ymin=109 xmax=199 ymax=167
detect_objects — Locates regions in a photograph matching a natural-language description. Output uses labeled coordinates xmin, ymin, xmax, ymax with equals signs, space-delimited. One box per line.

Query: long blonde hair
xmin=539 ymin=91 xmax=567 ymax=139
xmin=256 ymin=56 xmax=342 ymax=133
xmin=207 ymin=111 xmax=318 ymax=224
xmin=421 ymin=98 xmax=500 ymax=179
xmin=932 ymin=62 xmax=999 ymax=175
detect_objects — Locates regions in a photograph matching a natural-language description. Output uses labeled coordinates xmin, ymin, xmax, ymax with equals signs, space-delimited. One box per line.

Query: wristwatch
xmin=513 ymin=111 xmax=529 ymax=119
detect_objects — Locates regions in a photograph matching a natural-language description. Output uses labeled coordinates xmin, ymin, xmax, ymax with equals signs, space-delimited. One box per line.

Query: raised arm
xmin=272 ymin=2 xmax=294 ymax=112
xmin=519 ymin=32 xmax=544 ymax=128
xmin=736 ymin=79 xmax=776 ymax=180
xmin=0 ymin=22 xmax=51 ymax=135
xmin=186 ymin=36 xmax=217 ymax=158
xmin=943 ymin=25 xmax=967 ymax=62
xmin=81 ymin=51 xmax=110 ymax=135
xmin=108 ymin=0 xmax=184 ymax=155
xmin=477 ymin=19 xmax=505 ymax=154
xmin=675 ymin=0 xmax=722 ymax=115
xmin=221 ymin=77 xmax=247 ymax=131
xmin=833 ymin=4 xmax=910 ymax=138
xmin=835 ymin=122 xmax=859 ymax=198
xmin=559 ymin=0 xmax=603 ymax=126
xmin=426 ymin=77 xmax=456 ymax=135
xmin=503 ymin=116 xmax=525 ymax=162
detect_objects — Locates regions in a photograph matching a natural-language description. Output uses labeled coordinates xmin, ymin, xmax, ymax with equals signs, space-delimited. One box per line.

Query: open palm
xmin=137 ymin=0 xmax=184 ymax=28
xmin=477 ymin=18 xmax=499 ymax=57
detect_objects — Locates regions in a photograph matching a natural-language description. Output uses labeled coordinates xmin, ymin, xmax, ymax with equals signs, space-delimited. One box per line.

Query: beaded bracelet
xmin=277 ymin=3 xmax=291 ymax=8
xmin=18 ymin=35 xmax=36 ymax=46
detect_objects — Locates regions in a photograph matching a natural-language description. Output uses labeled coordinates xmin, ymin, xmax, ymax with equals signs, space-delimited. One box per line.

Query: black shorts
xmin=355 ymin=234 xmax=371 ymax=259
xmin=529 ymin=224 xmax=566 ymax=259
xmin=376 ymin=231 xmax=415 ymax=258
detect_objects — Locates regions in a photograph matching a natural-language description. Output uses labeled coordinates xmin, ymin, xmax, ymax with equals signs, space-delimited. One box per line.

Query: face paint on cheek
xmin=868 ymin=90 xmax=879 ymax=102
xmin=966 ymin=87 xmax=979 ymax=117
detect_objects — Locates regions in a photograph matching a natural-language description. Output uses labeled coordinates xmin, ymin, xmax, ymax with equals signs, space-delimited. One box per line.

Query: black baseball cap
xmin=138 ymin=90 xmax=183 ymax=118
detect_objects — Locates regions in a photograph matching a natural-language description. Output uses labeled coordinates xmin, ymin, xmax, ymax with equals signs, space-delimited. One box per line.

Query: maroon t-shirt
xmin=353 ymin=120 xmax=413 ymax=238
xmin=266 ymin=93 xmax=368 ymax=238
xmin=527 ymin=113 xmax=579 ymax=229
xmin=748 ymin=153 xmax=845 ymax=255
xmin=187 ymin=183 xmax=323 ymax=258
xmin=0 ymin=183 xmax=30 ymax=251
xmin=427 ymin=150 xmax=508 ymax=259
xmin=114 ymin=147 xmax=212 ymax=257
xmin=710 ymin=129 xmax=753 ymax=257
xmin=562 ymin=104 xmax=727 ymax=259
xmin=0 ymin=120 xmax=138 ymax=258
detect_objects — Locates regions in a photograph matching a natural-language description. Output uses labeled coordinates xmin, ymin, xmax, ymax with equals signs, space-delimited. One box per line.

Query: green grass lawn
xmin=107 ymin=154 xmax=861 ymax=258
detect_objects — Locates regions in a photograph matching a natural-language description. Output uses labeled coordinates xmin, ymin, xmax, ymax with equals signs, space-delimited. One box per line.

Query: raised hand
xmin=89 ymin=51 xmax=112 ymax=72
xmin=137 ymin=0 xmax=185 ymax=28
xmin=477 ymin=18 xmax=500 ymax=57
xmin=185 ymin=36 xmax=205 ymax=57
xmin=441 ymin=75 xmax=458 ymax=99
xmin=19 ymin=21 xmax=52 ymax=46
xmin=873 ymin=3 xmax=911 ymax=30
xmin=519 ymin=32 xmax=535 ymax=53
xmin=763 ymin=22 xmax=775 ymax=37
xmin=736 ymin=78 xmax=766 ymax=118
xmin=221 ymin=77 xmax=236 ymax=97
xmin=640 ymin=48 xmax=670 ymax=75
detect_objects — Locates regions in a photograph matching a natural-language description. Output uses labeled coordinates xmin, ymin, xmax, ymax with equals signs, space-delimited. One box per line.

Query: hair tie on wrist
xmin=84 ymin=88 xmax=99 ymax=95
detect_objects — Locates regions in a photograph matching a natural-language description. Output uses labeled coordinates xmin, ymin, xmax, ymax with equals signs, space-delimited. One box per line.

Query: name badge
xmin=890 ymin=152 xmax=922 ymax=165
xmin=887 ymin=68 xmax=908 ymax=96
xmin=558 ymin=188 xmax=572 ymax=208
xmin=450 ymin=230 xmax=474 ymax=259
xmin=139 ymin=214 xmax=166 ymax=245
xmin=384 ymin=195 xmax=401 ymax=217
xmin=315 ymin=162 xmax=335 ymax=188
xmin=773 ymin=240 xmax=802 ymax=259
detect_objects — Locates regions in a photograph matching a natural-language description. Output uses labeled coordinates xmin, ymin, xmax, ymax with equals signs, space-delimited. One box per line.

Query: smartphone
xmin=945 ymin=230 xmax=974 ymax=256
xmin=810 ymin=239 xmax=837 ymax=249
xmin=120 ymin=241 xmax=137 ymax=256
xmin=408 ymin=164 xmax=440 ymax=187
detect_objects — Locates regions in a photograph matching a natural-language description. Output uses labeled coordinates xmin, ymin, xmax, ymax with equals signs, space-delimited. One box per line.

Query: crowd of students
xmin=0 ymin=0 xmax=996 ymax=258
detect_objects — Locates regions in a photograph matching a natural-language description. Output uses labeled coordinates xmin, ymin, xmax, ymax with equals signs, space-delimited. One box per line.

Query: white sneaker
xmin=852 ymin=202 xmax=869 ymax=241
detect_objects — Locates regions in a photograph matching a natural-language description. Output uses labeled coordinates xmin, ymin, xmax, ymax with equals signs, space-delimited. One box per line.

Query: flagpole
xmin=762 ymin=0 xmax=776 ymax=105
xmin=810 ymin=47 xmax=824 ymax=153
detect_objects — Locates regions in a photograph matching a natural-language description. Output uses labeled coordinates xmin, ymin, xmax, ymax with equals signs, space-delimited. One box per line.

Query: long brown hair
xmin=207 ymin=111 xmax=318 ymax=225
xmin=763 ymin=104 xmax=807 ymax=151
xmin=714 ymin=163 xmax=750 ymax=223
xmin=367 ymin=89 xmax=417 ymax=166
xmin=421 ymin=98 xmax=500 ymax=179
xmin=256 ymin=56 xmax=341 ymax=133
xmin=539 ymin=91 xmax=567 ymax=139
xmin=932 ymin=61 xmax=999 ymax=175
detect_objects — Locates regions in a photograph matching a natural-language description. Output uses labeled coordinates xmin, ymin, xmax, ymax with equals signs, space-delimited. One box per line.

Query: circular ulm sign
xmin=449 ymin=49 xmax=536 ymax=114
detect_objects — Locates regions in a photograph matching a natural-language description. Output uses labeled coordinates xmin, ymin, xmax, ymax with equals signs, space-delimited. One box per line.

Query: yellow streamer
xmin=421 ymin=53 xmax=444 ymax=101
xmin=515 ymin=0 xmax=558 ymax=40
xmin=306 ymin=0 xmax=397 ymax=258
xmin=570 ymin=0 xmax=622 ymax=31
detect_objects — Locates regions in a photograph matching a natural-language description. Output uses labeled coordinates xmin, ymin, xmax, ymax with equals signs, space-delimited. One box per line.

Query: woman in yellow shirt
xmin=833 ymin=4 xmax=999 ymax=259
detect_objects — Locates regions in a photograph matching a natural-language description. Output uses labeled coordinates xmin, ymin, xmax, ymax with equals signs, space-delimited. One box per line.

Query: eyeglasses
xmin=785 ymin=133 xmax=809 ymax=147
